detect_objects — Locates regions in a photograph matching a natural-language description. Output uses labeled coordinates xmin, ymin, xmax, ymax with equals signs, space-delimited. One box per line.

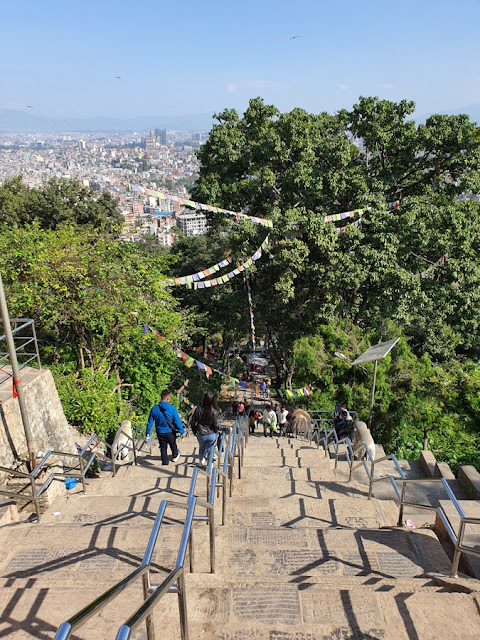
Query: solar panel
xmin=351 ymin=337 xmax=400 ymax=365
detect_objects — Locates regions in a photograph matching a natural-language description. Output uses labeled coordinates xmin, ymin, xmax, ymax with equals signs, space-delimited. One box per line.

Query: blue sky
xmin=2 ymin=0 xmax=480 ymax=120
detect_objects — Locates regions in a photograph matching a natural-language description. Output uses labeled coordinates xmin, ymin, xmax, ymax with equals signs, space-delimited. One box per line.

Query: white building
xmin=176 ymin=211 xmax=208 ymax=236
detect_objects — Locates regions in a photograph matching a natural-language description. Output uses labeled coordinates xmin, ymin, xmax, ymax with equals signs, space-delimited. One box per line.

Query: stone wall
xmin=0 ymin=367 xmax=76 ymax=471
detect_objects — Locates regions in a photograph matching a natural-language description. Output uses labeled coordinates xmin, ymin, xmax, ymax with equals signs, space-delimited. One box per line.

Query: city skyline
xmin=2 ymin=0 xmax=480 ymax=128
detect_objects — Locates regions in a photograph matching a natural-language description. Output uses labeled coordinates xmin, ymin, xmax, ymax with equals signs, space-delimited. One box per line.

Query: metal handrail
xmin=305 ymin=415 xmax=480 ymax=580
xmin=0 ymin=449 xmax=90 ymax=522
xmin=56 ymin=414 xmax=249 ymax=640
xmin=55 ymin=499 xmax=190 ymax=640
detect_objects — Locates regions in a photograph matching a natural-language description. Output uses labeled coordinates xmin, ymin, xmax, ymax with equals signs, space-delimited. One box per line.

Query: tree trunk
xmin=78 ymin=346 xmax=85 ymax=371
xmin=423 ymin=428 xmax=428 ymax=450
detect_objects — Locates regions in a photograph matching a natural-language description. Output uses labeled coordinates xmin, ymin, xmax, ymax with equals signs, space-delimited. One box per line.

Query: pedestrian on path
xmin=146 ymin=389 xmax=185 ymax=466
xmin=276 ymin=405 xmax=289 ymax=436
xmin=237 ymin=400 xmax=245 ymax=416
xmin=248 ymin=409 xmax=258 ymax=434
xmin=262 ymin=404 xmax=278 ymax=437
xmin=261 ymin=381 xmax=267 ymax=398
xmin=191 ymin=392 xmax=220 ymax=466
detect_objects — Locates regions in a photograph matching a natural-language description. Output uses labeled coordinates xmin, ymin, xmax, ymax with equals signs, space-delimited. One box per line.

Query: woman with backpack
xmin=191 ymin=392 xmax=220 ymax=466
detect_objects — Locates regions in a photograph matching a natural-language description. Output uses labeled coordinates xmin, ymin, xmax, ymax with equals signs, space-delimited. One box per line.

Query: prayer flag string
xmin=245 ymin=275 xmax=256 ymax=352
xmin=166 ymin=235 xmax=270 ymax=289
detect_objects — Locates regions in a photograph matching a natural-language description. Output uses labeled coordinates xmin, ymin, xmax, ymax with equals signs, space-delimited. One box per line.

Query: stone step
xmin=234 ymin=475 xmax=372 ymax=500
xmin=213 ymin=525 xmax=453 ymax=579
xmin=0 ymin=584 xmax=144 ymax=639
xmin=30 ymin=493 xmax=205 ymax=527
xmin=2 ymin=573 xmax=478 ymax=640
xmin=118 ymin=580 xmax=480 ymax=640
xmin=227 ymin=495 xmax=398 ymax=529
xmin=0 ymin=519 xmax=211 ymax=588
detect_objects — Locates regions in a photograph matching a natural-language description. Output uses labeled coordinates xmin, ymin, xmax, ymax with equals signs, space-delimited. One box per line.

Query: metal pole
xmin=142 ymin=572 xmax=156 ymax=640
xmin=0 ymin=273 xmax=36 ymax=471
xmin=177 ymin=569 xmax=189 ymax=640
xmin=368 ymin=360 xmax=378 ymax=431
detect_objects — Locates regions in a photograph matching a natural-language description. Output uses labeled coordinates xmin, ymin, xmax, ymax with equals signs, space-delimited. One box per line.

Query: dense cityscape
xmin=0 ymin=129 xmax=209 ymax=244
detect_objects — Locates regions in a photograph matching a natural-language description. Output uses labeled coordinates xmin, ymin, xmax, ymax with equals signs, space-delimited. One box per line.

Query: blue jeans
xmin=196 ymin=433 xmax=217 ymax=461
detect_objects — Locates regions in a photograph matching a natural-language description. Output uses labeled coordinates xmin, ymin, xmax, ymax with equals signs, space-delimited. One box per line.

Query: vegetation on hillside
xmin=0 ymin=97 xmax=479 ymax=470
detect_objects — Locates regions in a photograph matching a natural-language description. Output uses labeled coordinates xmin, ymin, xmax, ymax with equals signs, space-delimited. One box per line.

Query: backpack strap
xmin=158 ymin=404 xmax=177 ymax=432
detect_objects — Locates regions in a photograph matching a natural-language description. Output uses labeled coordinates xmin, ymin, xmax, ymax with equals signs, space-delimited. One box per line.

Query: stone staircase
xmin=1 ymin=431 xmax=480 ymax=639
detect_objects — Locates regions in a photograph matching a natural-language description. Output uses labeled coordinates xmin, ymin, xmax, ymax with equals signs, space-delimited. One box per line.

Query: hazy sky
xmin=2 ymin=0 xmax=480 ymax=119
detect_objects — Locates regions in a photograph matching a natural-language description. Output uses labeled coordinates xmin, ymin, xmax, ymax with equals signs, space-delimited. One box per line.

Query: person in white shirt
xmin=276 ymin=405 xmax=289 ymax=436
xmin=262 ymin=404 xmax=277 ymax=437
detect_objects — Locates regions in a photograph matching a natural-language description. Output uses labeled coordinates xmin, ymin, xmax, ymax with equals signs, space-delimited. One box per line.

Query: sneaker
xmin=200 ymin=457 xmax=207 ymax=466
xmin=212 ymin=455 xmax=218 ymax=462
xmin=172 ymin=451 xmax=180 ymax=462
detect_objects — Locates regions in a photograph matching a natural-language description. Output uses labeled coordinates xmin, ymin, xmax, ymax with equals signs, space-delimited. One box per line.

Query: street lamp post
xmin=335 ymin=338 xmax=400 ymax=431
xmin=368 ymin=360 xmax=378 ymax=430
xmin=0 ymin=273 xmax=37 ymax=471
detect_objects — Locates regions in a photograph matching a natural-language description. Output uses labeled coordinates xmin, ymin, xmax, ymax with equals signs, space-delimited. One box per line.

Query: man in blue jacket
xmin=146 ymin=389 xmax=186 ymax=466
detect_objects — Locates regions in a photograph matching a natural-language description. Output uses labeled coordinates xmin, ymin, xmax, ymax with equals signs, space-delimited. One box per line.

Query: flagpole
xmin=0 ymin=273 xmax=37 ymax=471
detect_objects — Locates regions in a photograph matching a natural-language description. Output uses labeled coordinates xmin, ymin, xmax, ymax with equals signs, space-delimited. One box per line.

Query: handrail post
xmin=450 ymin=519 xmax=466 ymax=578
xmin=222 ymin=470 xmax=227 ymax=525
xmin=30 ymin=476 xmax=41 ymax=522
xmin=368 ymin=461 xmax=375 ymax=499
xmin=110 ymin=443 xmax=116 ymax=477
xmin=238 ymin=440 xmax=242 ymax=479
xmin=188 ymin=527 xmax=195 ymax=573
xmin=177 ymin=569 xmax=189 ymax=640
xmin=132 ymin=441 xmax=137 ymax=467
xmin=209 ymin=505 xmax=215 ymax=574
xmin=142 ymin=572 xmax=156 ymax=640
xmin=398 ymin=480 xmax=406 ymax=526
xmin=229 ymin=454 xmax=234 ymax=497
xmin=78 ymin=454 xmax=87 ymax=493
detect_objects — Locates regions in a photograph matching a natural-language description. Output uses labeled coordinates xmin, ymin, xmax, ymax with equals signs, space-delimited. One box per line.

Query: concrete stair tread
xmin=234 ymin=478 xmax=373 ymax=500
xmin=0 ymin=583 xmax=478 ymax=640
xmin=2 ymin=581 xmax=479 ymax=640
xmin=227 ymin=495 xmax=398 ymax=528
xmin=213 ymin=525 xmax=453 ymax=578
xmin=118 ymin=583 xmax=480 ymax=640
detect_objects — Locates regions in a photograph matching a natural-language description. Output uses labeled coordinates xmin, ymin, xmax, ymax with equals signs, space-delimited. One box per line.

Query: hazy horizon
xmin=2 ymin=0 xmax=480 ymax=127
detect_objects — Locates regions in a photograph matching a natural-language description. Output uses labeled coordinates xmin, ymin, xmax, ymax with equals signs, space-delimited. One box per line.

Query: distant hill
xmin=1 ymin=103 xmax=479 ymax=134
xmin=414 ymin=103 xmax=480 ymax=126
xmin=0 ymin=109 xmax=216 ymax=133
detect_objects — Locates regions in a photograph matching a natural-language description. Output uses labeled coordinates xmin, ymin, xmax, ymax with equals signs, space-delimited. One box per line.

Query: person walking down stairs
xmin=146 ymin=389 xmax=186 ymax=466
xmin=262 ymin=403 xmax=278 ymax=437
xmin=191 ymin=392 xmax=220 ymax=466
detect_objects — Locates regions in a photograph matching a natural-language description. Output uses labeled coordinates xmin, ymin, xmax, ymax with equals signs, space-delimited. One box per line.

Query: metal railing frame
xmin=0 ymin=318 xmax=42 ymax=384
xmin=320 ymin=427 xmax=480 ymax=579
xmin=0 ymin=449 xmax=94 ymax=522
xmin=55 ymin=413 xmax=249 ymax=640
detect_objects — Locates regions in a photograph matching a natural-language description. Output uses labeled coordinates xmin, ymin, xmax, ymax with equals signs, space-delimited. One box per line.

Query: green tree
xmin=0 ymin=177 xmax=123 ymax=235
xmin=0 ymin=225 xmax=185 ymax=437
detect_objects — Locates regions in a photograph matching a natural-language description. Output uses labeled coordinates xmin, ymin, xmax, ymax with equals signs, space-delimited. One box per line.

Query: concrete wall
xmin=0 ymin=367 xmax=76 ymax=470
xmin=458 ymin=466 xmax=480 ymax=500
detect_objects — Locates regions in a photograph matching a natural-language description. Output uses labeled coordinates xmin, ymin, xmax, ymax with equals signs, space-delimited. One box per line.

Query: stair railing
xmin=0 ymin=448 xmax=95 ymax=522
xmin=328 ymin=434 xmax=480 ymax=579
xmin=55 ymin=497 xmax=198 ymax=640
xmin=55 ymin=414 xmax=249 ymax=640
xmin=436 ymin=479 xmax=480 ymax=577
